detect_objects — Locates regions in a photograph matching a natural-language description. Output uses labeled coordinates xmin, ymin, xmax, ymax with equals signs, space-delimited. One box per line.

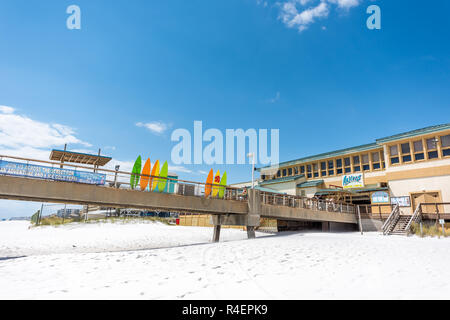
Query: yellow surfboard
xmin=140 ymin=158 xmax=151 ymax=191
xmin=205 ymin=169 xmax=214 ymax=197
xmin=150 ymin=160 xmax=160 ymax=191
xmin=212 ymin=170 xmax=221 ymax=197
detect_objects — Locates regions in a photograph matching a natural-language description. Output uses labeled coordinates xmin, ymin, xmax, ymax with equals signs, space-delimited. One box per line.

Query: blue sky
xmin=1 ymin=0 xmax=450 ymax=218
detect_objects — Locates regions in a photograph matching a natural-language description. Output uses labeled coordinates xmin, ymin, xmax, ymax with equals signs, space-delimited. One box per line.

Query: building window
xmin=328 ymin=160 xmax=334 ymax=176
xmin=320 ymin=162 xmax=327 ymax=177
xmin=372 ymin=151 xmax=381 ymax=170
xmin=277 ymin=170 xmax=281 ymax=177
xmin=362 ymin=154 xmax=370 ymax=171
xmin=441 ymin=134 xmax=450 ymax=157
xmin=307 ymin=164 xmax=312 ymax=179
xmin=426 ymin=138 xmax=439 ymax=159
xmin=282 ymin=169 xmax=287 ymax=177
xmin=413 ymin=140 xmax=425 ymax=161
xmin=389 ymin=145 xmax=399 ymax=165
xmin=336 ymin=159 xmax=343 ymax=175
xmin=300 ymin=166 xmax=305 ymax=174
xmin=353 ymin=155 xmax=361 ymax=172
xmin=261 ymin=175 xmax=266 ymax=180
xmin=294 ymin=167 xmax=299 ymax=175
xmin=288 ymin=168 xmax=293 ymax=176
xmin=313 ymin=163 xmax=319 ymax=178
xmin=401 ymin=142 xmax=412 ymax=163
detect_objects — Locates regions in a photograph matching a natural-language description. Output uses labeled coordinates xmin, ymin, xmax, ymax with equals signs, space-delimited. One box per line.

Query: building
xmin=257 ymin=123 xmax=450 ymax=216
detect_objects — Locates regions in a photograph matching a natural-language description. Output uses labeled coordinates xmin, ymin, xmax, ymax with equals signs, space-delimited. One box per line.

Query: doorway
xmin=411 ymin=191 xmax=442 ymax=214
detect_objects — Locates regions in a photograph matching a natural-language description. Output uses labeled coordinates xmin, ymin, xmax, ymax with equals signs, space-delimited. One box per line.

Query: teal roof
xmin=258 ymin=123 xmax=450 ymax=172
xmin=297 ymin=180 xmax=324 ymax=188
xmin=376 ymin=123 xmax=450 ymax=143
xmin=258 ymin=143 xmax=379 ymax=171
xmin=259 ymin=174 xmax=305 ymax=185
xmin=254 ymin=186 xmax=287 ymax=194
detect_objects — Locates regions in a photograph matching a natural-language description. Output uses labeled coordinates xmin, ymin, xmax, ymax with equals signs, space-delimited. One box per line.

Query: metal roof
xmin=376 ymin=123 xmax=450 ymax=143
xmin=259 ymin=174 xmax=305 ymax=185
xmin=297 ymin=180 xmax=324 ymax=188
xmin=258 ymin=143 xmax=379 ymax=171
xmin=50 ymin=149 xmax=112 ymax=167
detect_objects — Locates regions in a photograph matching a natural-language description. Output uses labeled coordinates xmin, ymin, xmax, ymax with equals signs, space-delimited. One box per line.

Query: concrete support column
xmin=322 ymin=221 xmax=330 ymax=232
xmin=247 ymin=189 xmax=261 ymax=239
xmin=247 ymin=226 xmax=256 ymax=239
xmin=213 ymin=224 xmax=221 ymax=243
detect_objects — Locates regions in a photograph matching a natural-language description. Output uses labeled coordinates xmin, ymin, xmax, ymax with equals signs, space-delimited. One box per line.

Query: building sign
xmin=342 ymin=173 xmax=364 ymax=189
xmin=391 ymin=196 xmax=411 ymax=207
xmin=0 ymin=160 xmax=106 ymax=185
xmin=372 ymin=191 xmax=390 ymax=204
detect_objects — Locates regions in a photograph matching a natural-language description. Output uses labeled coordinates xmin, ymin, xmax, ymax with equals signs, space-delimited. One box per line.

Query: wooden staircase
xmin=382 ymin=204 xmax=422 ymax=236
xmin=389 ymin=215 xmax=412 ymax=235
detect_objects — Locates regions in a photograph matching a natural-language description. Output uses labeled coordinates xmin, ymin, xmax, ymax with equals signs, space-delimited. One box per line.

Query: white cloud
xmin=0 ymin=107 xmax=92 ymax=160
xmin=268 ymin=91 xmax=281 ymax=103
xmin=136 ymin=121 xmax=168 ymax=135
xmin=0 ymin=105 xmax=15 ymax=114
xmin=277 ymin=0 xmax=361 ymax=32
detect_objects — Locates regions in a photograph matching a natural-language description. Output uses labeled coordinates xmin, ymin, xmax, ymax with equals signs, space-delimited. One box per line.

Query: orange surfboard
xmin=212 ymin=170 xmax=221 ymax=197
xmin=150 ymin=160 xmax=160 ymax=191
xmin=140 ymin=158 xmax=151 ymax=191
xmin=205 ymin=169 xmax=214 ymax=197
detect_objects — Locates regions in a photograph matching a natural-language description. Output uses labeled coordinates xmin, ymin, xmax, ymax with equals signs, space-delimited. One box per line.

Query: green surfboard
xmin=130 ymin=155 xmax=142 ymax=190
xmin=218 ymin=172 xmax=227 ymax=199
xmin=157 ymin=161 xmax=169 ymax=192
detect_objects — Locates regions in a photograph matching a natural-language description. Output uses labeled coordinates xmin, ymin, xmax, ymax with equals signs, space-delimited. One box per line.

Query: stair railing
xmin=382 ymin=204 xmax=400 ymax=235
xmin=404 ymin=204 xmax=422 ymax=234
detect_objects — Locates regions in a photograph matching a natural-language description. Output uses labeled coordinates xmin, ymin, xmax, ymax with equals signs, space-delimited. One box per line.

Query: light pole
xmin=247 ymin=153 xmax=255 ymax=189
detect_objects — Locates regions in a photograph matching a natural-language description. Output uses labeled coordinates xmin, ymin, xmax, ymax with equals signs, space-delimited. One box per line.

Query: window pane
xmin=442 ymin=135 xmax=450 ymax=148
xmin=362 ymin=154 xmax=369 ymax=164
xmin=337 ymin=168 xmax=343 ymax=175
xmin=313 ymin=163 xmax=318 ymax=171
xmin=427 ymin=138 xmax=437 ymax=150
xmin=294 ymin=167 xmax=298 ymax=175
xmin=344 ymin=157 xmax=351 ymax=167
xmin=373 ymin=163 xmax=381 ymax=170
xmin=282 ymin=169 xmax=287 ymax=176
xmin=307 ymin=164 xmax=312 ymax=172
xmin=391 ymin=157 xmax=400 ymax=164
xmin=277 ymin=170 xmax=281 ymax=177
xmin=390 ymin=145 xmax=398 ymax=156
xmin=402 ymin=155 xmax=412 ymax=162
xmin=328 ymin=170 xmax=334 ymax=175
xmin=354 ymin=166 xmax=361 ymax=172
xmin=345 ymin=167 xmax=351 ymax=173
xmin=353 ymin=156 xmax=360 ymax=165
xmin=428 ymin=151 xmax=438 ymax=159
xmin=321 ymin=162 xmax=326 ymax=171
xmin=301 ymin=166 xmax=305 ymax=174
xmin=336 ymin=159 xmax=342 ymax=168
xmin=328 ymin=160 xmax=334 ymax=169
xmin=401 ymin=143 xmax=410 ymax=154
xmin=314 ymin=172 xmax=319 ymax=178
xmin=288 ymin=168 xmax=292 ymax=175
xmin=443 ymin=149 xmax=450 ymax=157
xmin=413 ymin=140 xmax=423 ymax=152
xmin=415 ymin=153 xmax=425 ymax=161
xmin=363 ymin=164 xmax=370 ymax=171
xmin=372 ymin=152 xmax=380 ymax=162
xmin=321 ymin=171 xmax=327 ymax=176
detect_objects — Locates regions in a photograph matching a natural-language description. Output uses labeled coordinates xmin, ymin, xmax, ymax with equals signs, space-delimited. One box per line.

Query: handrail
xmin=404 ymin=204 xmax=422 ymax=234
xmin=382 ymin=204 xmax=400 ymax=235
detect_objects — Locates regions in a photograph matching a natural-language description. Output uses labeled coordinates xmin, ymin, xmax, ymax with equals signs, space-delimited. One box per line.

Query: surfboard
xmin=140 ymin=158 xmax=151 ymax=191
xmin=157 ymin=161 xmax=169 ymax=192
xmin=150 ymin=160 xmax=160 ymax=191
xmin=205 ymin=169 xmax=214 ymax=197
xmin=218 ymin=171 xmax=227 ymax=199
xmin=212 ymin=170 xmax=221 ymax=197
xmin=130 ymin=156 xmax=142 ymax=190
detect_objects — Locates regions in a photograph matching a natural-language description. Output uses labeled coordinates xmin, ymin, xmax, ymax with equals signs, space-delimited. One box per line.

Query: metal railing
xmin=259 ymin=191 xmax=355 ymax=214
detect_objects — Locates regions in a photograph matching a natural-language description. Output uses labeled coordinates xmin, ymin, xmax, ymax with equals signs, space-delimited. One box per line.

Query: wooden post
xmin=357 ymin=205 xmax=363 ymax=235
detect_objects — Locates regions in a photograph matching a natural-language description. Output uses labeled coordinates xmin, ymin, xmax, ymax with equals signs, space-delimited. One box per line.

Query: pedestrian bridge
xmin=0 ymin=155 xmax=357 ymax=241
